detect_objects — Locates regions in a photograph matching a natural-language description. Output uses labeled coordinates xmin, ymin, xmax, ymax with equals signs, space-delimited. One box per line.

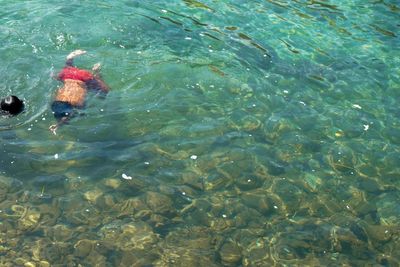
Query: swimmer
xmin=49 ymin=50 xmax=109 ymax=134
xmin=0 ymin=95 xmax=24 ymax=116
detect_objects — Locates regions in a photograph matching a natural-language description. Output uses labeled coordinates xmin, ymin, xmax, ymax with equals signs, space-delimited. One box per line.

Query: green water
xmin=1 ymin=0 xmax=399 ymax=266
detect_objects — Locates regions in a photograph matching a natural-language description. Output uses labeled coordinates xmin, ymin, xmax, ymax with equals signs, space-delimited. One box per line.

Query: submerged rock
xmin=18 ymin=208 xmax=41 ymax=232
xmin=242 ymin=238 xmax=270 ymax=266
xmin=241 ymin=192 xmax=273 ymax=216
xmin=0 ymin=176 xmax=23 ymax=194
xmin=0 ymin=178 xmax=11 ymax=202
xmin=376 ymin=192 xmax=400 ymax=225
xmin=115 ymin=197 xmax=150 ymax=219
xmin=100 ymin=220 xmax=159 ymax=252
xmin=74 ymin=239 xmax=94 ymax=258
xmin=325 ymin=144 xmax=357 ymax=174
xmin=31 ymin=239 xmax=71 ymax=264
xmin=144 ymin=191 xmax=174 ymax=216
xmin=32 ymin=175 xmax=67 ymax=188
xmin=157 ymin=226 xmax=220 ymax=266
xmin=103 ymin=178 xmax=121 ymax=189
xmin=219 ymin=240 xmax=242 ymax=266
xmin=43 ymin=224 xmax=74 ymax=242
xmin=83 ymin=188 xmax=103 ymax=204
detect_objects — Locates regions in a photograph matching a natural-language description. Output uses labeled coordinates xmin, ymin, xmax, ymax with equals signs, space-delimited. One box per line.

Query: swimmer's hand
xmin=49 ymin=124 xmax=58 ymax=135
xmin=66 ymin=50 xmax=87 ymax=60
xmin=49 ymin=117 xmax=69 ymax=135
xmin=92 ymin=62 xmax=101 ymax=73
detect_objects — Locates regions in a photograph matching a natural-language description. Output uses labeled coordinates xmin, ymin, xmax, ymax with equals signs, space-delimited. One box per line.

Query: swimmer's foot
xmin=92 ymin=62 xmax=101 ymax=73
xmin=66 ymin=49 xmax=87 ymax=60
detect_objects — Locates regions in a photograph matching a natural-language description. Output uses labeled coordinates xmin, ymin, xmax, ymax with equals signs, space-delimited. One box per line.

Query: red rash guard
xmin=58 ymin=66 xmax=94 ymax=82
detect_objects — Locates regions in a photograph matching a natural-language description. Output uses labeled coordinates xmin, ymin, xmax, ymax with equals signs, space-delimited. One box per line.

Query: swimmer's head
xmin=1 ymin=95 xmax=24 ymax=115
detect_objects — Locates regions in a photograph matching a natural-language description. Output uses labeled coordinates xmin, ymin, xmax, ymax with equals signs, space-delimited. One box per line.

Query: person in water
xmin=0 ymin=95 xmax=24 ymax=116
xmin=49 ymin=50 xmax=109 ymax=134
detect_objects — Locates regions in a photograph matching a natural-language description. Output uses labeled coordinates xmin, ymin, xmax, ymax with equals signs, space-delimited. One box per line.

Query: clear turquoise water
xmin=1 ymin=0 xmax=399 ymax=266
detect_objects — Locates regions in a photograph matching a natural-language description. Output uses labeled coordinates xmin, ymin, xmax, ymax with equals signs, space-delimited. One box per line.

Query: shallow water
xmin=1 ymin=0 xmax=399 ymax=266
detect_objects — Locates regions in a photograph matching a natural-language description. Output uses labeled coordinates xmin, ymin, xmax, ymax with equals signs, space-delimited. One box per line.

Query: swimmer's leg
xmin=49 ymin=101 xmax=75 ymax=134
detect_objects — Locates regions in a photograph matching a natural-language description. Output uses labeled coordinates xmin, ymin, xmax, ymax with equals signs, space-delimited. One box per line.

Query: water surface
xmin=1 ymin=0 xmax=399 ymax=266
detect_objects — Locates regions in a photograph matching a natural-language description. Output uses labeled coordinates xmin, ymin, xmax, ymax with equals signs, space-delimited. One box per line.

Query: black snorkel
xmin=0 ymin=95 xmax=24 ymax=116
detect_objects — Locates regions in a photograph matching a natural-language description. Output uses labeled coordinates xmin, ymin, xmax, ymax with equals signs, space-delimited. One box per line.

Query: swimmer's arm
xmin=67 ymin=50 xmax=86 ymax=60
xmin=66 ymin=50 xmax=87 ymax=66
xmin=84 ymin=62 xmax=110 ymax=94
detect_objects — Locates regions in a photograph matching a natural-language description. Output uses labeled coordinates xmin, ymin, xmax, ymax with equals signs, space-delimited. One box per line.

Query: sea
xmin=0 ymin=0 xmax=399 ymax=266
